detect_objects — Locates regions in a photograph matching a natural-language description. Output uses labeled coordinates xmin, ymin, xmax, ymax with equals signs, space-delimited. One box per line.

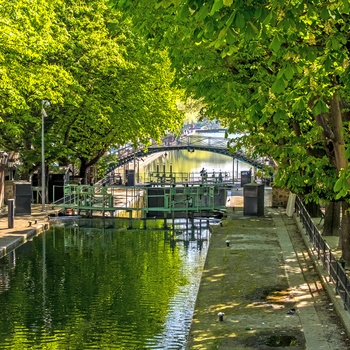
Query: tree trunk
xmin=340 ymin=201 xmax=350 ymax=263
xmin=323 ymin=202 xmax=340 ymax=236
xmin=0 ymin=167 xmax=4 ymax=208
xmin=79 ymin=159 xmax=88 ymax=185
xmin=329 ymin=92 xmax=350 ymax=262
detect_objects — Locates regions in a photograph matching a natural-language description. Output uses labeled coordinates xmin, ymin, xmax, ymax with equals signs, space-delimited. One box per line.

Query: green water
xmin=0 ymin=218 xmax=209 ymax=349
xmin=141 ymin=149 xmax=252 ymax=181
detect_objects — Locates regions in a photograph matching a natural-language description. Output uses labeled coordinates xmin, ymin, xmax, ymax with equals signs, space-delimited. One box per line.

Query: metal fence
xmin=295 ymin=195 xmax=350 ymax=311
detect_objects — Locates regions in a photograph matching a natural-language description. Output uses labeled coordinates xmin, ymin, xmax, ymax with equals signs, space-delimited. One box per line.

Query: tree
xmin=0 ymin=0 xmax=184 ymax=185
xmin=115 ymin=0 xmax=350 ymax=261
xmin=44 ymin=0 xmax=184 ymax=183
xmin=0 ymin=0 xmax=77 ymax=178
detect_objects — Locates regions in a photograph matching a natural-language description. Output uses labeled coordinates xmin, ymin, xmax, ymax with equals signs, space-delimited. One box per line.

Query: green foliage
xmin=334 ymin=168 xmax=350 ymax=199
xmin=115 ymin=0 xmax=350 ymax=204
xmin=0 ymin=0 xmax=184 ymax=179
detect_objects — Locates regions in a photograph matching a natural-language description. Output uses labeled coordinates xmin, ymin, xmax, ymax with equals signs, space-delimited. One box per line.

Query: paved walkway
xmin=0 ymin=204 xmax=59 ymax=259
xmin=186 ymin=206 xmax=350 ymax=350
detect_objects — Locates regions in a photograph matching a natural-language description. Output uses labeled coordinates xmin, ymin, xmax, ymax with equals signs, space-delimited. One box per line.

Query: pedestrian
xmin=218 ymin=170 xmax=223 ymax=182
xmin=200 ymin=168 xmax=207 ymax=183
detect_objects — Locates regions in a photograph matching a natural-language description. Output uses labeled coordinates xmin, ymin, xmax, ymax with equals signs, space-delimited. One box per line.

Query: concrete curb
xmin=0 ymin=223 xmax=49 ymax=259
xmin=293 ymin=214 xmax=350 ymax=338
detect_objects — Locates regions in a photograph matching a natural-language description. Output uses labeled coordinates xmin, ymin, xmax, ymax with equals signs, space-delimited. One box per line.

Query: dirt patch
xmin=241 ymin=330 xmax=305 ymax=349
xmin=215 ymin=329 xmax=306 ymax=349
xmin=246 ymin=285 xmax=290 ymax=302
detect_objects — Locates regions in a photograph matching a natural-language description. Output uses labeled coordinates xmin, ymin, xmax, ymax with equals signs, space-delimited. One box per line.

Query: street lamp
xmin=0 ymin=151 xmax=8 ymax=166
xmin=41 ymin=100 xmax=50 ymax=212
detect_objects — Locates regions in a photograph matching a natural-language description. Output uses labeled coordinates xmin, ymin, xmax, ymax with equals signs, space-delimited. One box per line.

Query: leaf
xmin=196 ymin=4 xmax=211 ymax=21
xmin=273 ymin=110 xmax=285 ymax=123
xmin=331 ymin=38 xmax=341 ymax=50
xmin=342 ymin=0 xmax=350 ymax=12
xmin=284 ymin=64 xmax=294 ymax=80
xmin=277 ymin=68 xmax=284 ymax=79
xmin=334 ymin=177 xmax=348 ymax=194
xmin=313 ymin=100 xmax=328 ymax=116
xmin=226 ymin=28 xmax=236 ymax=45
xmin=271 ymin=77 xmax=286 ymax=94
xmin=269 ymin=34 xmax=282 ymax=52
xmin=210 ymin=0 xmax=224 ymax=16
xmin=223 ymin=0 xmax=233 ymax=6
xmin=320 ymin=6 xmax=330 ymax=20
xmin=255 ymin=7 xmax=262 ymax=19
xmin=218 ymin=27 xmax=228 ymax=41
xmin=245 ymin=22 xmax=257 ymax=41
xmin=262 ymin=11 xmax=273 ymax=25
xmin=179 ymin=5 xmax=190 ymax=20
xmin=234 ymin=12 xmax=245 ymax=29
xmin=225 ymin=12 xmax=235 ymax=27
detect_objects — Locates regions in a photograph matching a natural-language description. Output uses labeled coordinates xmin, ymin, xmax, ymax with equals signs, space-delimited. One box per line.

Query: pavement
xmin=0 ymin=198 xmax=350 ymax=349
xmin=186 ymin=199 xmax=350 ymax=349
xmin=0 ymin=204 xmax=60 ymax=259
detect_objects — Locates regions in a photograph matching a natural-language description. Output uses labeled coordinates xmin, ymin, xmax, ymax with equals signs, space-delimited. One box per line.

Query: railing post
xmin=8 ymin=199 xmax=14 ymax=229
xmin=335 ymin=262 xmax=339 ymax=295
xmin=344 ymin=278 xmax=348 ymax=310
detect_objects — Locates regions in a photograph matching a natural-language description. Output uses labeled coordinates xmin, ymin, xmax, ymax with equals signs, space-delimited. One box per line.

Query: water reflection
xmin=0 ymin=218 xmax=210 ymax=349
xmin=0 ymin=251 xmax=15 ymax=292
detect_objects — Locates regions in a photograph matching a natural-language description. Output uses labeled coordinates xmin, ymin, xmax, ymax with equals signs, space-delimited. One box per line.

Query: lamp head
xmin=42 ymin=100 xmax=51 ymax=108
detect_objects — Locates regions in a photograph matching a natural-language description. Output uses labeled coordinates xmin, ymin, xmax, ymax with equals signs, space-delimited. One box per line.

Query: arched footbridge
xmin=113 ymin=134 xmax=270 ymax=170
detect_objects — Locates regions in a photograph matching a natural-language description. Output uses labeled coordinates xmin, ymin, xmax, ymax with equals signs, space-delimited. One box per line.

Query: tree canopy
xmin=115 ymin=0 xmax=350 ymax=259
xmin=0 ymin=0 xmax=184 ymax=180
xmin=115 ymin=0 xmax=350 ymax=196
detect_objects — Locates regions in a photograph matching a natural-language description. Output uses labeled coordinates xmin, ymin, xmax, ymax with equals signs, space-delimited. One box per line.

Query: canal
xmin=0 ymin=134 xmax=255 ymax=349
xmin=0 ymin=218 xmax=211 ymax=349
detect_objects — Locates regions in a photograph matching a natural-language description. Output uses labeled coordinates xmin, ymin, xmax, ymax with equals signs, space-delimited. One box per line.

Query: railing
xmin=52 ymin=183 xmax=228 ymax=215
xmin=97 ymin=170 xmax=235 ymax=187
xmin=175 ymin=135 xmax=229 ymax=149
xmin=295 ymin=196 xmax=350 ymax=311
xmin=147 ymin=171 xmax=233 ymax=184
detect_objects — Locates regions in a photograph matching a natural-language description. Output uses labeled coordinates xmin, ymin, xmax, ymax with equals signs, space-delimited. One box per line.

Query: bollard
xmin=218 ymin=312 xmax=225 ymax=322
xmin=8 ymin=199 xmax=14 ymax=229
xmin=226 ymin=240 xmax=230 ymax=247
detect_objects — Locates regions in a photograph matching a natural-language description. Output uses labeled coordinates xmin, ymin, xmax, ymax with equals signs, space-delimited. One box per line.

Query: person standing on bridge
xmin=200 ymin=168 xmax=207 ymax=183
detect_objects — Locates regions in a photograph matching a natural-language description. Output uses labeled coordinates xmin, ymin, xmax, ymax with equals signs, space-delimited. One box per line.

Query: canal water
xmin=0 ymin=218 xmax=211 ymax=349
xmin=0 ymin=132 xmax=255 ymax=349
xmin=145 ymin=149 xmax=252 ymax=177
xmin=140 ymin=133 xmax=252 ymax=182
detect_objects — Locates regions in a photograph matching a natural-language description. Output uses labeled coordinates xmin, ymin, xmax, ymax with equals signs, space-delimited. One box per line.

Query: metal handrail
xmin=295 ymin=196 xmax=350 ymax=311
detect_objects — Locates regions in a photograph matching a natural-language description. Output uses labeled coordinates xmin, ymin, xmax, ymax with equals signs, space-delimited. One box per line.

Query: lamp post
xmin=41 ymin=100 xmax=50 ymax=212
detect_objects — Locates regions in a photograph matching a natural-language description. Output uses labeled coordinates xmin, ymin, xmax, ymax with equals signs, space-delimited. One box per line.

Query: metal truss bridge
xmin=113 ymin=134 xmax=269 ymax=170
